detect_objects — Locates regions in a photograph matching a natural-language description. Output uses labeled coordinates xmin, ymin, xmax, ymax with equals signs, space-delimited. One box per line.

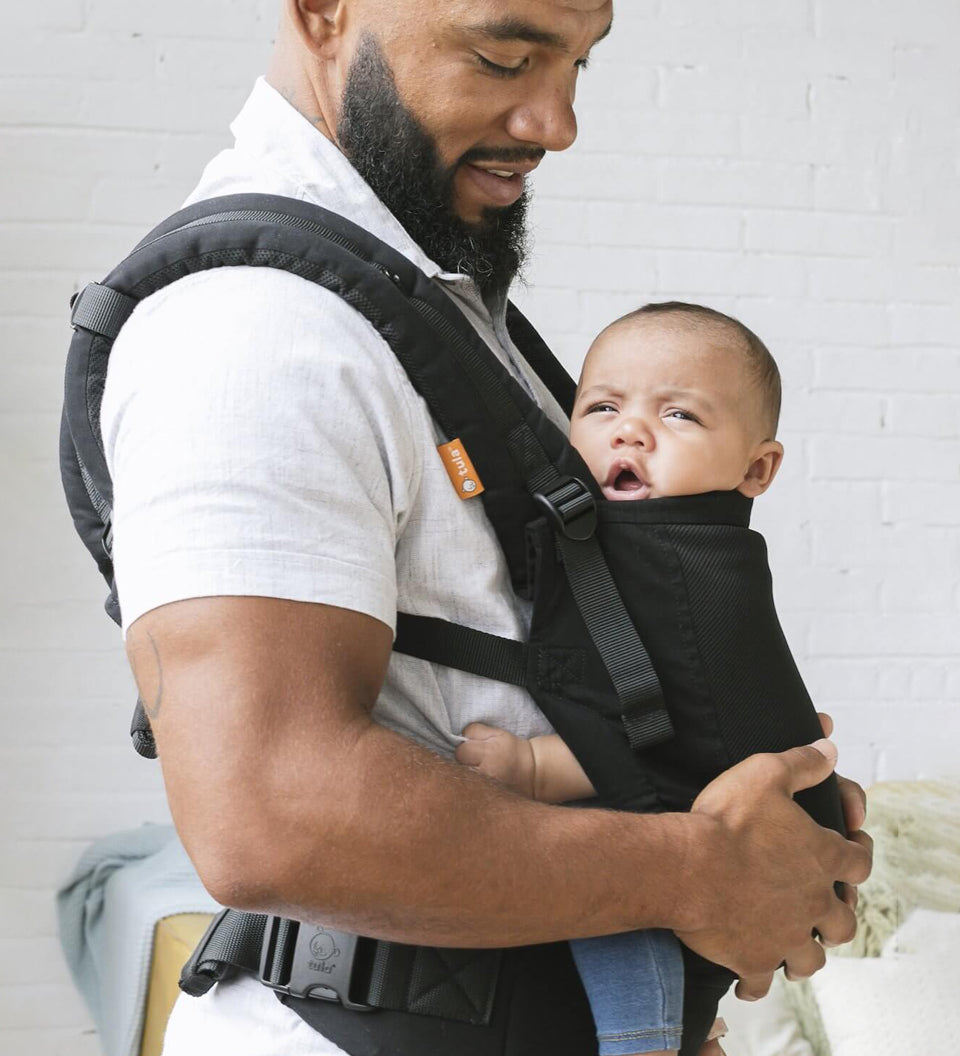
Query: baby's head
xmin=570 ymin=302 xmax=783 ymax=502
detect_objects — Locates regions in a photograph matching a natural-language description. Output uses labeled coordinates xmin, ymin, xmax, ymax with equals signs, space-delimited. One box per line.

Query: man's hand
xmin=675 ymin=739 xmax=872 ymax=998
xmin=818 ymin=711 xmax=868 ymax=917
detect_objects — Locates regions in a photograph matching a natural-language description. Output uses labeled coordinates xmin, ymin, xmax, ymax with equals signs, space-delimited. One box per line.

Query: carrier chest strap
xmin=181 ymin=909 xmax=501 ymax=1026
xmin=394 ymin=615 xmax=528 ymax=688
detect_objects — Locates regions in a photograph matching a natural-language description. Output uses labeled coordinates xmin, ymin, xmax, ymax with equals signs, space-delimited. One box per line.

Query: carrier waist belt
xmin=180 ymin=909 xmax=502 ymax=1025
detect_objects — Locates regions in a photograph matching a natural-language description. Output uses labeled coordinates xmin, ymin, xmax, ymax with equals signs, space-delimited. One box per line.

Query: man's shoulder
xmin=114 ymin=259 xmax=401 ymax=382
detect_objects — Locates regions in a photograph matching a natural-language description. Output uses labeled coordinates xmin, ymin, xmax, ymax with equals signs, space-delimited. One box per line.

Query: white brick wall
xmin=2 ymin=1 xmax=958 ymax=1051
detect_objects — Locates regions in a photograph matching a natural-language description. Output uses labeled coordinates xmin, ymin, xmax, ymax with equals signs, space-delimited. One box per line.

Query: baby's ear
xmin=737 ymin=441 xmax=784 ymax=498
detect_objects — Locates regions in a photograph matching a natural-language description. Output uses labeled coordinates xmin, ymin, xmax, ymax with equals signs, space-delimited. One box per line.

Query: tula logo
xmin=448 ymin=448 xmax=469 ymax=476
xmin=437 ymin=438 xmax=485 ymax=500
xmin=307 ymin=927 xmax=340 ymax=974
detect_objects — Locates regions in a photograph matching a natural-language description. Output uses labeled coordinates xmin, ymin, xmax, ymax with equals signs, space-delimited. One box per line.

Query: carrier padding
xmin=62 ymin=194 xmax=587 ymax=622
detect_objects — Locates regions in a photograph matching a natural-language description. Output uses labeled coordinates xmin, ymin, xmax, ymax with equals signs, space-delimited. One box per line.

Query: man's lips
xmin=601 ymin=459 xmax=652 ymax=501
xmin=460 ymin=159 xmax=540 ymax=208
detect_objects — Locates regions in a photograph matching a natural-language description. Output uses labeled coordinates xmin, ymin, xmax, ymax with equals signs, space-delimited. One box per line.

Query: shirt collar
xmin=231 ymin=78 xmax=473 ymax=289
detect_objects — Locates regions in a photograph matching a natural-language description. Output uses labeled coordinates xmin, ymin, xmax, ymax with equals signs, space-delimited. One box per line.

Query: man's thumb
xmin=782 ymin=738 xmax=838 ymax=794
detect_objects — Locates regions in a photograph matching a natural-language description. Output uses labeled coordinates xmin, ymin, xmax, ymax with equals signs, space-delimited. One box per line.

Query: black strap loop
xmin=70 ymin=282 xmax=137 ymax=339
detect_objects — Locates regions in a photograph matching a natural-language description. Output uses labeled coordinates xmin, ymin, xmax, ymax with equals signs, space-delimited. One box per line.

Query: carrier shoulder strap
xmin=64 ymin=193 xmax=573 ymax=601
xmin=64 ymin=193 xmax=671 ymax=757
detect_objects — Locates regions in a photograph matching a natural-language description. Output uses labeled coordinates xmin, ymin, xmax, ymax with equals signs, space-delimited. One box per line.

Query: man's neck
xmin=266 ymin=50 xmax=336 ymax=143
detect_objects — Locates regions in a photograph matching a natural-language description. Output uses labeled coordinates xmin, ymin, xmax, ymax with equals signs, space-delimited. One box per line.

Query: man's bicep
xmin=104 ymin=267 xmax=418 ymax=636
xmin=126 ymin=595 xmax=393 ymax=899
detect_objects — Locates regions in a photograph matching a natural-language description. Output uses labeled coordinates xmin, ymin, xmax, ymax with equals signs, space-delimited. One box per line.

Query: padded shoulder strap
xmin=64 ymin=194 xmax=587 ymax=600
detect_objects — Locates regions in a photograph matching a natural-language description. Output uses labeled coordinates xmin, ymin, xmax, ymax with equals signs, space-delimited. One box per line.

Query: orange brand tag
xmin=437 ymin=438 xmax=485 ymax=499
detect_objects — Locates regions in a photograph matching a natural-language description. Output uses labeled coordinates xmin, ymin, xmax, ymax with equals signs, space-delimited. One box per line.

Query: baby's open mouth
xmin=602 ymin=462 xmax=652 ymax=501
xmin=613 ymin=469 xmax=644 ymax=492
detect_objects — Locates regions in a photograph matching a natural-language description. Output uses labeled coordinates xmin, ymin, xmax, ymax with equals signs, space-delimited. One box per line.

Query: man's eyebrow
xmin=467 ymin=17 xmax=614 ymax=54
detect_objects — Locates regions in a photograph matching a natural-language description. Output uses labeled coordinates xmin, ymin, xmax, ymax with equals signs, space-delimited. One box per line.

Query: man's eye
xmin=575 ymin=56 xmax=590 ymax=71
xmin=476 ymin=54 xmax=527 ymax=78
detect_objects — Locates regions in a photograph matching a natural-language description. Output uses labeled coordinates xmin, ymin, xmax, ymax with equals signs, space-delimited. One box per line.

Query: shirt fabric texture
xmin=101 ymin=78 xmax=568 ymax=1053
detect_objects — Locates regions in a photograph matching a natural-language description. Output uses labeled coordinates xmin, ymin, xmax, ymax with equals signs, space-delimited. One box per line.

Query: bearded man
xmin=104 ymin=2 xmax=872 ymax=1053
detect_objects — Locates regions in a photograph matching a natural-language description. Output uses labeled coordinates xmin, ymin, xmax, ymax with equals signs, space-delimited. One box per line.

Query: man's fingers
xmin=767 ymin=739 xmax=838 ymax=796
xmin=836 ymin=881 xmax=859 ymax=913
xmin=735 ymin=972 xmax=773 ymax=1001
xmin=816 ymin=894 xmax=858 ymax=949
xmin=837 ymin=827 xmax=873 ymax=885
xmin=783 ymin=937 xmax=827 ymax=981
xmin=817 ymin=712 xmax=834 ymax=738
xmin=836 ymin=773 xmax=867 ymax=833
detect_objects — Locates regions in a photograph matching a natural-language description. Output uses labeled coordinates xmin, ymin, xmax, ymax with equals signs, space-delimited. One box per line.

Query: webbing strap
xmin=180 ymin=909 xmax=267 ymax=996
xmin=556 ymin=535 xmax=675 ymax=751
xmin=70 ymin=282 xmax=137 ymax=339
xmin=394 ymin=614 xmax=527 ymax=688
xmin=179 ymin=909 xmax=500 ymax=1025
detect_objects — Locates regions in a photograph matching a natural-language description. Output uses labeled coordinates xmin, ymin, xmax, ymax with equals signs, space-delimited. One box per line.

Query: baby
xmin=456 ymin=302 xmax=785 ymax=1056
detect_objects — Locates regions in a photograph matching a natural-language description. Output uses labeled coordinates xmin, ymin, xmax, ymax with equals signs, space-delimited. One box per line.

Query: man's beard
xmin=337 ymin=34 xmax=533 ymax=300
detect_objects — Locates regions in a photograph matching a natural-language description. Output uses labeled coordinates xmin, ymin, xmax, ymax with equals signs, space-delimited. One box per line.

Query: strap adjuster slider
xmin=533 ymin=477 xmax=597 ymax=541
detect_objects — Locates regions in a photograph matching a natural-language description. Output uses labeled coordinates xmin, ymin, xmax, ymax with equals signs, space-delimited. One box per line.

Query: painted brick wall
xmin=1 ymin=1 xmax=957 ymax=1051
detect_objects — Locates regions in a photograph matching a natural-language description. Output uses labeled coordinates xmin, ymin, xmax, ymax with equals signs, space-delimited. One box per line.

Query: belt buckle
xmin=259 ymin=916 xmax=374 ymax=1011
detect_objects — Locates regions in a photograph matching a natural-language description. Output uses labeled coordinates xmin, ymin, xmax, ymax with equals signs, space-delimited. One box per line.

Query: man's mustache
xmin=460 ymin=147 xmax=546 ymax=166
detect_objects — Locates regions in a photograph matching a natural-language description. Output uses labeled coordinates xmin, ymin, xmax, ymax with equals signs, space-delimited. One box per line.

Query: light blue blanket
xmin=57 ymin=824 xmax=219 ymax=1056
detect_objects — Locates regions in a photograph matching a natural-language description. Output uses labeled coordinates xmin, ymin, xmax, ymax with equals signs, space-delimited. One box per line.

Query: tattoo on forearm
xmin=141 ymin=630 xmax=164 ymax=720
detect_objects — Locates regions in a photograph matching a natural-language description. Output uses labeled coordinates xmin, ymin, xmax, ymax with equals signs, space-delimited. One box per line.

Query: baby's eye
xmin=665 ymin=409 xmax=700 ymax=424
xmin=587 ymin=402 xmax=618 ymax=414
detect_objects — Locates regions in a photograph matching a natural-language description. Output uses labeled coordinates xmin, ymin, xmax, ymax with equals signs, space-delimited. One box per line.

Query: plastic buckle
xmin=533 ymin=476 xmax=598 ymax=541
xmin=259 ymin=916 xmax=374 ymax=1011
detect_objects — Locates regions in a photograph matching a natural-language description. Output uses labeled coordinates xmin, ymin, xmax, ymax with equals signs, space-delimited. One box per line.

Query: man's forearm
xmin=137 ymin=596 xmax=869 ymax=981
xmin=215 ymin=714 xmax=702 ymax=947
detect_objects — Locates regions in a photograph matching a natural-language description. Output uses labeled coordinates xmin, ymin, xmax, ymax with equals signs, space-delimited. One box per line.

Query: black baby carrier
xmin=61 ymin=194 xmax=844 ymax=1056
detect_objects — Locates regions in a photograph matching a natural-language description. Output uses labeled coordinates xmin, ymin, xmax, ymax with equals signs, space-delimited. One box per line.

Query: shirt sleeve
xmin=101 ymin=265 xmax=423 ymax=636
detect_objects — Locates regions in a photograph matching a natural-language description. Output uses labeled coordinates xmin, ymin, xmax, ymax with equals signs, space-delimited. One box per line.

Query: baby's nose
xmin=614 ymin=418 xmax=652 ymax=445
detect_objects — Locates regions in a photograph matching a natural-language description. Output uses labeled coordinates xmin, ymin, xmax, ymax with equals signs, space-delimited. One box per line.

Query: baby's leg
xmin=569 ymin=928 xmax=684 ymax=1056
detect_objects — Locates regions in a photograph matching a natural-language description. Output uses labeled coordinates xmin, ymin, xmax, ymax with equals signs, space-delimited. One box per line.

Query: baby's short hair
xmin=612 ymin=301 xmax=782 ymax=439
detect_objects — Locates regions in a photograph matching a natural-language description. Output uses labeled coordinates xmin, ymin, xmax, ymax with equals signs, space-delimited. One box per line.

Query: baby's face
xmin=570 ymin=319 xmax=777 ymax=502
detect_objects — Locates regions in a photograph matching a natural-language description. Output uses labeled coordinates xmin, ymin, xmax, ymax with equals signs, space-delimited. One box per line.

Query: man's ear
xmin=288 ymin=0 xmax=347 ymax=57
xmin=737 ymin=440 xmax=784 ymax=498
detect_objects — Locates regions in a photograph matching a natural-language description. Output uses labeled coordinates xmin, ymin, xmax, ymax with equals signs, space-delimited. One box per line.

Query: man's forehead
xmin=440 ymin=0 xmax=613 ymax=46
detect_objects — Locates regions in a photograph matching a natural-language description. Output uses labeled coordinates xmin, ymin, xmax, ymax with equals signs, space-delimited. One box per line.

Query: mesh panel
xmin=663 ymin=524 xmax=822 ymax=761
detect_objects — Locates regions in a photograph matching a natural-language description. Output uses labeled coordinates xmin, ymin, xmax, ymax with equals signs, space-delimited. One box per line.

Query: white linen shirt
xmin=101 ymin=78 xmax=568 ymax=1052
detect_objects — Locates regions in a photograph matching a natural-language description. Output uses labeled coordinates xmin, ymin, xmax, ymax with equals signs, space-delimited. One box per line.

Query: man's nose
xmin=505 ymin=77 xmax=578 ymax=153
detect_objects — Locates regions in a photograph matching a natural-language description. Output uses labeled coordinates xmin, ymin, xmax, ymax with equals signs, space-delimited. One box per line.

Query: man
xmin=103 ymin=1 xmax=872 ymax=1052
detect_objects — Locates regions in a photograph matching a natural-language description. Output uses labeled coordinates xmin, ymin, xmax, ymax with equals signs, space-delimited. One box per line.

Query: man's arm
xmin=127 ymin=594 xmax=871 ymax=982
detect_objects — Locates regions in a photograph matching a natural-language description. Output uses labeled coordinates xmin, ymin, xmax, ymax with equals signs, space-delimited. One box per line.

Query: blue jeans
xmin=569 ymin=929 xmax=684 ymax=1055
